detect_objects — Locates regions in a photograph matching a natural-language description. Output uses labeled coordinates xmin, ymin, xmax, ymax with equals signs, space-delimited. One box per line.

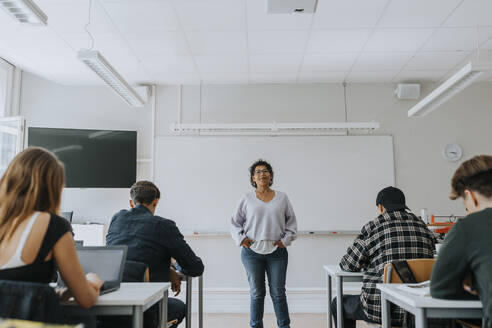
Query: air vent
xmin=267 ymin=0 xmax=318 ymax=14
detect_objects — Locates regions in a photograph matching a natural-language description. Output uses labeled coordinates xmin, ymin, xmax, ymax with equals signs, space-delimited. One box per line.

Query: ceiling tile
xmin=306 ymin=29 xmax=371 ymax=53
xmin=141 ymin=56 xmax=196 ymax=74
xmin=194 ymin=56 xmax=248 ymax=73
xmin=248 ymin=30 xmax=309 ymax=54
xmin=302 ymin=53 xmax=358 ymax=71
xmin=406 ymin=51 xmax=470 ymax=70
xmin=246 ymin=0 xmax=312 ymax=30
xmin=101 ymin=1 xmax=178 ymax=32
xmin=394 ymin=70 xmax=448 ymax=82
xmin=298 ymin=71 xmax=347 ymax=83
xmin=174 ymin=0 xmax=245 ymax=31
xmin=312 ymin=0 xmax=388 ymax=29
xmin=38 ymin=0 xmax=116 ymax=35
xmin=202 ymin=73 xmax=249 ymax=84
xmin=347 ymin=71 xmax=399 ymax=83
xmin=249 ymin=73 xmax=297 ymax=84
xmin=186 ymin=31 xmax=247 ymax=55
xmin=353 ymin=52 xmax=413 ymax=71
xmin=249 ymin=55 xmax=302 ymax=73
xmin=364 ymin=28 xmax=434 ymax=52
xmin=422 ymin=28 xmax=492 ymax=52
xmin=378 ymin=0 xmax=462 ymax=28
xmin=483 ymin=37 xmax=492 ymax=50
xmin=125 ymin=32 xmax=189 ymax=57
xmin=444 ymin=0 xmax=492 ymax=27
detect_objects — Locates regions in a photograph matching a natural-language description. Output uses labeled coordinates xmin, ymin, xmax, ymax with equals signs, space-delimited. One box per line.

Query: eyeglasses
xmin=254 ymin=169 xmax=270 ymax=175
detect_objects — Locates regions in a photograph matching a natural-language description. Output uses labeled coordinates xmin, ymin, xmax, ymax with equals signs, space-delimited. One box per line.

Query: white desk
xmin=323 ymin=265 xmax=364 ymax=328
xmin=378 ymin=284 xmax=483 ymax=328
xmin=61 ymin=282 xmax=170 ymax=328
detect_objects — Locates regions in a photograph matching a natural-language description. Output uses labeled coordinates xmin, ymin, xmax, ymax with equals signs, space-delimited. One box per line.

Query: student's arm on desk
xmin=163 ymin=222 xmax=204 ymax=277
xmin=430 ymin=221 xmax=475 ymax=299
xmin=339 ymin=230 xmax=369 ymax=272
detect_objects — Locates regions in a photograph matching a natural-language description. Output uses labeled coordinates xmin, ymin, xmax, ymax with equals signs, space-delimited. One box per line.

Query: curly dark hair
xmin=249 ymin=159 xmax=274 ymax=188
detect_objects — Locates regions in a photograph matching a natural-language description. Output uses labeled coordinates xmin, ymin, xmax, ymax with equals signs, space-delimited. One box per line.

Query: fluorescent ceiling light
xmin=171 ymin=122 xmax=379 ymax=136
xmin=78 ymin=50 xmax=145 ymax=107
xmin=408 ymin=62 xmax=491 ymax=118
xmin=0 ymin=0 xmax=47 ymax=25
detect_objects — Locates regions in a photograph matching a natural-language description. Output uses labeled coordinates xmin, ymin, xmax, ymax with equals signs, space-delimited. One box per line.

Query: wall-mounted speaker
xmin=395 ymin=83 xmax=421 ymax=100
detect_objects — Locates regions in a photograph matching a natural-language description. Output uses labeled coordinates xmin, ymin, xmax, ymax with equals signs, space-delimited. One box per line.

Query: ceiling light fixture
xmin=0 ymin=0 xmax=47 ymax=25
xmin=170 ymin=122 xmax=379 ymax=136
xmin=407 ymin=62 xmax=491 ymax=118
xmin=78 ymin=50 xmax=145 ymax=107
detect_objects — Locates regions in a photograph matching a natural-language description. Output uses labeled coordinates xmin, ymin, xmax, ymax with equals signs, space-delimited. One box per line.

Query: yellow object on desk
xmin=0 ymin=319 xmax=82 ymax=328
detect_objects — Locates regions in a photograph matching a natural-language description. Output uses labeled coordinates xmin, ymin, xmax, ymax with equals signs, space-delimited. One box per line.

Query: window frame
xmin=0 ymin=57 xmax=15 ymax=117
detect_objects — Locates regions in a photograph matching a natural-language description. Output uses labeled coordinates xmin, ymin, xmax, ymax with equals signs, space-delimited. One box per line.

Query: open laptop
xmin=58 ymin=245 xmax=127 ymax=295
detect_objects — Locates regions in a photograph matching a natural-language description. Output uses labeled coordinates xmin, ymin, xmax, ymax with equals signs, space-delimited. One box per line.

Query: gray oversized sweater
xmin=230 ymin=190 xmax=298 ymax=247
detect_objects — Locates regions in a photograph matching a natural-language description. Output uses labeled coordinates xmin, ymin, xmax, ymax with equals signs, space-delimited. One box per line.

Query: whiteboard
xmin=154 ymin=135 xmax=394 ymax=232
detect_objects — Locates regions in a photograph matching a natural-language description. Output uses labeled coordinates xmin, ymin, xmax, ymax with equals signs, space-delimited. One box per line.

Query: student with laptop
xmin=0 ymin=147 xmax=104 ymax=309
xmin=431 ymin=155 xmax=492 ymax=328
xmin=106 ymin=181 xmax=204 ymax=328
xmin=332 ymin=187 xmax=435 ymax=327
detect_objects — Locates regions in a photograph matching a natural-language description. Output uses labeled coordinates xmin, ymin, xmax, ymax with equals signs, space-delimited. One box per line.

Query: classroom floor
xmin=190 ymin=313 xmax=372 ymax=327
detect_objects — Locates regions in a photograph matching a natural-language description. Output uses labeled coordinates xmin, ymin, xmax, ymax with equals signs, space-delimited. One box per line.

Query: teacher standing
xmin=231 ymin=159 xmax=298 ymax=328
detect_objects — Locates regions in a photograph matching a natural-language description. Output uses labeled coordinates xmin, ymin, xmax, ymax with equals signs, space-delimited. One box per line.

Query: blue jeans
xmin=241 ymin=247 xmax=290 ymax=328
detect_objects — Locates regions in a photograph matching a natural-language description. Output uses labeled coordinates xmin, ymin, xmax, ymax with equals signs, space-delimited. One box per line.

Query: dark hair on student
xmin=130 ymin=181 xmax=161 ymax=205
xmin=249 ymin=159 xmax=274 ymax=188
xmin=450 ymin=155 xmax=492 ymax=200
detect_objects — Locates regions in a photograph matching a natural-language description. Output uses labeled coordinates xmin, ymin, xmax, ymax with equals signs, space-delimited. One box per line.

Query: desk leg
xmin=160 ymin=289 xmax=169 ymax=328
xmin=327 ymin=273 xmax=332 ymax=328
xmin=380 ymin=293 xmax=390 ymax=328
xmin=336 ymin=277 xmax=343 ymax=328
xmin=415 ymin=308 xmax=428 ymax=328
xmin=186 ymin=276 xmax=192 ymax=328
xmin=133 ymin=305 xmax=144 ymax=328
xmin=199 ymin=276 xmax=203 ymax=328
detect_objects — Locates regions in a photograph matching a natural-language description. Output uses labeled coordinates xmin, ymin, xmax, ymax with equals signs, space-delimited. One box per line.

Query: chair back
xmin=383 ymin=258 xmax=436 ymax=283
xmin=0 ymin=280 xmax=62 ymax=323
xmin=122 ymin=260 xmax=149 ymax=282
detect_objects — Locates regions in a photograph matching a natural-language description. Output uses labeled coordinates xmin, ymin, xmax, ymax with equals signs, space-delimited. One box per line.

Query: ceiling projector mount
xmin=267 ymin=0 xmax=318 ymax=14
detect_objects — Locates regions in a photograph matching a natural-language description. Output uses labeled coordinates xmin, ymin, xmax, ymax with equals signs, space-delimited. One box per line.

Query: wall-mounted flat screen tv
xmin=28 ymin=127 xmax=136 ymax=188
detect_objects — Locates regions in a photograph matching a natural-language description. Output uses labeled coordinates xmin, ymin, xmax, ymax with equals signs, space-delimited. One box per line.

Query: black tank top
xmin=0 ymin=214 xmax=72 ymax=283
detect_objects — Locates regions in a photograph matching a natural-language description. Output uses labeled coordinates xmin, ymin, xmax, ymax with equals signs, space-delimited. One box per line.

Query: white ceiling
xmin=1 ymin=0 xmax=492 ymax=85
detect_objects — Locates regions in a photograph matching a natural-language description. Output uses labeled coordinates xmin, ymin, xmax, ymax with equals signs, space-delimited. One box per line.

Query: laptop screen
xmin=76 ymin=246 xmax=127 ymax=283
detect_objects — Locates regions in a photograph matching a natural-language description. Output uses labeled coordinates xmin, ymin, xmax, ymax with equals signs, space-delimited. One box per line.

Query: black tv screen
xmin=28 ymin=127 xmax=136 ymax=188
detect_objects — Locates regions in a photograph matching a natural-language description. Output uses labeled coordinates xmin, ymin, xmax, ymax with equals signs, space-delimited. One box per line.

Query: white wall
xmin=19 ymin=73 xmax=492 ymax=312
xmin=19 ymin=72 xmax=153 ymax=223
xmin=155 ymin=82 xmax=492 ymax=292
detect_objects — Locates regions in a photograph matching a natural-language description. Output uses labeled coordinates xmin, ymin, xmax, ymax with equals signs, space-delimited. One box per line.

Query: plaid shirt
xmin=340 ymin=210 xmax=435 ymax=324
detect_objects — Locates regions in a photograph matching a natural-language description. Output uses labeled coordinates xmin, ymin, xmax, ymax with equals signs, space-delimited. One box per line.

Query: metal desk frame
xmin=323 ymin=265 xmax=364 ymax=328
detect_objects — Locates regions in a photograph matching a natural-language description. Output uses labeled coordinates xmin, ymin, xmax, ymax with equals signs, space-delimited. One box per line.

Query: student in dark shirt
xmin=431 ymin=155 xmax=492 ymax=328
xmin=106 ymin=181 xmax=204 ymax=328
xmin=0 ymin=147 xmax=103 ymax=309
